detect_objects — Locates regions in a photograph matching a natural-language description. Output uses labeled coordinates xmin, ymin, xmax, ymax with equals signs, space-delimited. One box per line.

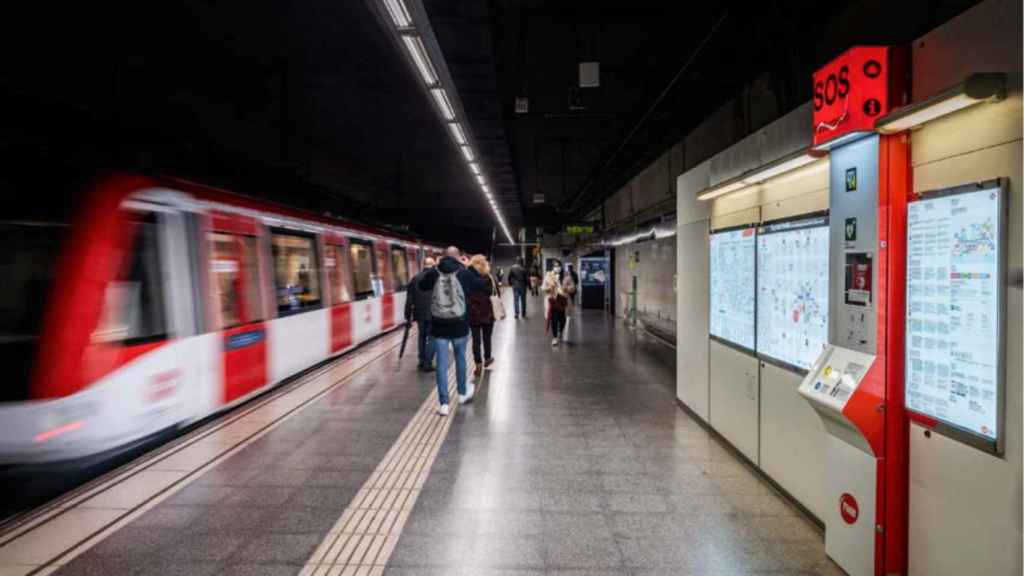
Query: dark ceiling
xmin=0 ymin=0 xmax=982 ymax=247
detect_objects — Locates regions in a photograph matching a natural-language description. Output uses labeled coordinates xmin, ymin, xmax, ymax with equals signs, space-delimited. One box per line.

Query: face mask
xmin=553 ymin=266 xmax=562 ymax=272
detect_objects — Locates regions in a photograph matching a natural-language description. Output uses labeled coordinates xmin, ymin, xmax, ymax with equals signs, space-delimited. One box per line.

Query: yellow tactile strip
xmin=300 ymin=358 xmax=473 ymax=576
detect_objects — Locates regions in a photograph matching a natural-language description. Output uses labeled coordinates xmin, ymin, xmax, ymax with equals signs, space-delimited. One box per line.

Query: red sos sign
xmin=812 ymin=46 xmax=891 ymax=147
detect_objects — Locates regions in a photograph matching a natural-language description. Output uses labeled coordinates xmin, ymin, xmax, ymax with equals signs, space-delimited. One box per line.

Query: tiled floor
xmin=51 ymin=293 xmax=839 ymax=576
xmin=387 ymin=298 xmax=841 ymax=576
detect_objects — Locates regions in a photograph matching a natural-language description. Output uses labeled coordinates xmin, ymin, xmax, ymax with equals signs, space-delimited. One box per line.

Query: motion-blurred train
xmin=0 ymin=175 xmax=441 ymax=464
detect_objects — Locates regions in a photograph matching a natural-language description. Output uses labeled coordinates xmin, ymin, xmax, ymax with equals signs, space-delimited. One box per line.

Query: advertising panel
xmin=709 ymin=226 xmax=756 ymax=351
xmin=905 ymin=181 xmax=1005 ymax=452
xmin=757 ymin=216 xmax=830 ymax=371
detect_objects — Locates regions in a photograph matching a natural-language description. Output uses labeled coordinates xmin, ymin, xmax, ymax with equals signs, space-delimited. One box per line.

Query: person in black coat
xmin=507 ymin=257 xmax=529 ymax=319
xmin=405 ymin=257 xmax=437 ymax=371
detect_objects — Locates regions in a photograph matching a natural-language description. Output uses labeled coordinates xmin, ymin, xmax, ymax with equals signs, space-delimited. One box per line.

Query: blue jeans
xmin=416 ymin=320 xmax=435 ymax=367
xmin=434 ymin=335 xmax=468 ymax=405
xmin=513 ymin=286 xmax=527 ymax=317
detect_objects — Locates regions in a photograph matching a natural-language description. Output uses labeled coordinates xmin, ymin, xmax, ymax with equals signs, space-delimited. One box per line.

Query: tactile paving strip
xmin=300 ymin=359 xmax=472 ymax=576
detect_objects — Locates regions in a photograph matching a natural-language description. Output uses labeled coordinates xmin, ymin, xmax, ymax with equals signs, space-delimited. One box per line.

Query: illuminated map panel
xmin=709 ymin=227 xmax=756 ymax=350
xmin=756 ymin=217 xmax=830 ymax=370
xmin=905 ymin=185 xmax=1003 ymax=445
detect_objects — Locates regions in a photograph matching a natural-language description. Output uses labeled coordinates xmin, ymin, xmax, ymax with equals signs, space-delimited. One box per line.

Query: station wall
xmin=903 ymin=1 xmax=1022 ymax=573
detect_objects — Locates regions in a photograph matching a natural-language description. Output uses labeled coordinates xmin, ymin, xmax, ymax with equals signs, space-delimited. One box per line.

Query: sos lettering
xmin=813 ymin=65 xmax=850 ymax=111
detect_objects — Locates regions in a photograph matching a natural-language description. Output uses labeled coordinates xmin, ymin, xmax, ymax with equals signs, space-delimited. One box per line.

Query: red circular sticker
xmin=840 ymin=493 xmax=859 ymax=525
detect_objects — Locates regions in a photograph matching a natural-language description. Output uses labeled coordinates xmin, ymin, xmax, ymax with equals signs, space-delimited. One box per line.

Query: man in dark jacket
xmin=417 ymin=246 xmax=486 ymax=415
xmin=405 ymin=257 xmax=437 ymax=372
xmin=507 ymin=257 xmax=529 ymax=319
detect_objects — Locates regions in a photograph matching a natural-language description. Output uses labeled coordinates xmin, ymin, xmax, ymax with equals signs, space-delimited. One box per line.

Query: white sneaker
xmin=551 ymin=338 xmax=559 ymax=347
xmin=458 ymin=383 xmax=475 ymax=405
xmin=438 ymin=404 xmax=450 ymax=416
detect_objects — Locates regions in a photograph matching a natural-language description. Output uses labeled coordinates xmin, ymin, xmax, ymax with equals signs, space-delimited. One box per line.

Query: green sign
xmin=566 ymin=225 xmax=595 ymax=235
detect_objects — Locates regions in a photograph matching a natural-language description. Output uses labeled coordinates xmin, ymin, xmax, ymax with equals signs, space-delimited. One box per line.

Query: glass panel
xmin=271 ymin=232 xmax=321 ymax=313
xmin=349 ymin=242 xmax=374 ymax=299
xmin=391 ymin=247 xmax=409 ymax=291
xmin=92 ymin=214 xmax=167 ymax=344
xmin=209 ymin=233 xmax=262 ymax=329
xmin=325 ymin=244 xmax=354 ymax=305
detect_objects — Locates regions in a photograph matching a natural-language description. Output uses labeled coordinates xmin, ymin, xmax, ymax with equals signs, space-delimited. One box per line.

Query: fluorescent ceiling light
xmin=877 ymin=74 xmax=1006 ymax=134
xmin=469 ymin=162 xmax=481 ymax=176
xmin=381 ymin=0 xmax=412 ymax=27
xmin=460 ymin=146 xmax=474 ymax=162
xmin=401 ymin=36 xmax=437 ymax=86
xmin=743 ymin=153 xmax=818 ymax=183
xmin=430 ymin=88 xmax=455 ymax=121
xmin=475 ymin=174 xmax=486 ymax=186
xmin=447 ymin=123 xmax=466 ymax=145
xmin=481 ymin=185 xmax=490 ymax=194
xmin=697 ymin=180 xmax=748 ymax=202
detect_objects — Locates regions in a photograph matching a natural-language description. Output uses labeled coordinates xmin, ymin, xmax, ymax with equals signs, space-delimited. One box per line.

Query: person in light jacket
xmin=467 ymin=254 xmax=497 ymax=375
xmin=543 ymin=259 xmax=575 ymax=346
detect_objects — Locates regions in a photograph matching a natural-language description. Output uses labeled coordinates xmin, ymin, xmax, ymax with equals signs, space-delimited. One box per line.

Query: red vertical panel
xmin=382 ymin=293 xmax=395 ymax=330
xmin=222 ymin=322 xmax=267 ymax=404
xmin=331 ymin=303 xmax=353 ymax=353
xmin=881 ymin=132 xmax=911 ymax=576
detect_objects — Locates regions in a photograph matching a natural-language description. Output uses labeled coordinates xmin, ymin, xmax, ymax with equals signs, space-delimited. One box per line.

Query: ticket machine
xmin=799 ymin=46 xmax=910 ymax=576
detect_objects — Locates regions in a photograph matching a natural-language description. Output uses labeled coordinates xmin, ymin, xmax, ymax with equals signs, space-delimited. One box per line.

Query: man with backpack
xmin=417 ymin=246 xmax=486 ymax=416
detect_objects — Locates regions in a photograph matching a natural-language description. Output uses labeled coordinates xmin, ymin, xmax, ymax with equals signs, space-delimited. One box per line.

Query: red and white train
xmin=0 ymin=175 xmax=441 ymax=464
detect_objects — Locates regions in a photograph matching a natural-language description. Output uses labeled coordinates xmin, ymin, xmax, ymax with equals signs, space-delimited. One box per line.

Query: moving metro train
xmin=0 ymin=175 xmax=442 ymax=465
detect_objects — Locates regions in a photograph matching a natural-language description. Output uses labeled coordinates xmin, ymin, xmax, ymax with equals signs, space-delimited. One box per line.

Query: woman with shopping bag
xmin=468 ymin=255 xmax=501 ymax=375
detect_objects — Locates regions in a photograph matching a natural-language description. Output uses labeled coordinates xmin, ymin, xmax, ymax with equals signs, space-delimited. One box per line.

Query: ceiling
xmin=0 ymin=0 xmax=983 ymax=246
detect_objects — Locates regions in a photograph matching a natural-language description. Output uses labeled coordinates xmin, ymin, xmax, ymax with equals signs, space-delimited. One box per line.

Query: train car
xmin=0 ymin=174 xmax=442 ymax=464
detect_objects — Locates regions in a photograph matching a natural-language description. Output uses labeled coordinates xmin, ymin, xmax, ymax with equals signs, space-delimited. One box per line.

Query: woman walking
xmin=543 ymin=259 xmax=574 ymax=346
xmin=467 ymin=254 xmax=498 ymax=375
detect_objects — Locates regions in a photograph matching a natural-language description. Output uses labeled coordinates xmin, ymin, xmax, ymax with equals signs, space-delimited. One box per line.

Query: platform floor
xmin=26 ymin=293 xmax=838 ymax=576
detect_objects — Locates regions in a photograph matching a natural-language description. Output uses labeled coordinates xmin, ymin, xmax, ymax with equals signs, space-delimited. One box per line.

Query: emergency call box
xmin=799 ymin=344 xmax=879 ymax=576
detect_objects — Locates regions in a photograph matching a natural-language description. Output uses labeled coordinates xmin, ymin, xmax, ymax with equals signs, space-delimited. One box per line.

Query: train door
xmin=207 ymin=213 xmax=268 ymax=405
xmin=390 ymin=244 xmax=411 ymax=327
xmin=324 ymin=236 xmax=354 ymax=353
xmin=347 ymin=238 xmax=379 ymax=344
xmin=375 ymin=240 xmax=395 ymax=330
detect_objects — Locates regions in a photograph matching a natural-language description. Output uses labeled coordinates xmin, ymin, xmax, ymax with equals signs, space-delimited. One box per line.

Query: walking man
xmin=417 ymin=246 xmax=486 ymax=415
xmin=507 ymin=257 xmax=529 ymax=319
xmin=405 ymin=257 xmax=437 ymax=371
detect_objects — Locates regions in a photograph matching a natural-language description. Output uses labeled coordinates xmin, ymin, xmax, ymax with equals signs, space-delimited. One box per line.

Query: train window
xmin=348 ymin=240 xmax=375 ymax=300
xmin=209 ymin=233 xmax=263 ymax=330
xmin=375 ymin=244 xmax=391 ymax=294
xmin=270 ymin=231 xmax=321 ymax=314
xmin=391 ymin=247 xmax=409 ymax=291
xmin=325 ymin=243 xmax=353 ymax=305
xmin=92 ymin=213 xmax=168 ymax=344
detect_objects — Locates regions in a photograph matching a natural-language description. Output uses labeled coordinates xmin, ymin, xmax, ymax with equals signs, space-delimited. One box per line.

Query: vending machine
xmin=798 ymin=46 xmax=910 ymax=576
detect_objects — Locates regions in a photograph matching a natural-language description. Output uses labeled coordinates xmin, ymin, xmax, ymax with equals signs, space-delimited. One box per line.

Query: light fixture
xmin=877 ymin=73 xmax=1006 ymax=134
xmin=697 ymin=150 xmax=829 ymax=201
xmin=447 ymin=123 xmax=466 ymax=145
xmin=401 ymin=36 xmax=437 ymax=86
xmin=743 ymin=153 xmax=818 ymax=183
xmin=469 ymin=162 xmax=481 ymax=176
xmin=475 ymin=174 xmax=486 ymax=186
xmin=381 ymin=0 xmax=412 ymax=28
xmin=697 ymin=180 xmax=749 ymax=202
xmin=430 ymin=88 xmax=455 ymax=121
xmin=481 ymin=184 xmax=490 ymax=194
xmin=460 ymin=146 xmax=474 ymax=162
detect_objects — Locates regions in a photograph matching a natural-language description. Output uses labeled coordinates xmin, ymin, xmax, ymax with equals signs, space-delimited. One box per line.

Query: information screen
xmin=905 ymin=184 xmax=1003 ymax=446
xmin=709 ymin=227 xmax=756 ymax=350
xmin=756 ymin=217 xmax=830 ymax=370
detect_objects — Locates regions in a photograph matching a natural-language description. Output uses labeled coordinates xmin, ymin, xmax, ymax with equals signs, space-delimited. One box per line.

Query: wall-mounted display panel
xmin=709 ymin=226 xmax=756 ymax=351
xmin=757 ymin=215 xmax=830 ymax=371
xmin=905 ymin=180 xmax=1005 ymax=453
